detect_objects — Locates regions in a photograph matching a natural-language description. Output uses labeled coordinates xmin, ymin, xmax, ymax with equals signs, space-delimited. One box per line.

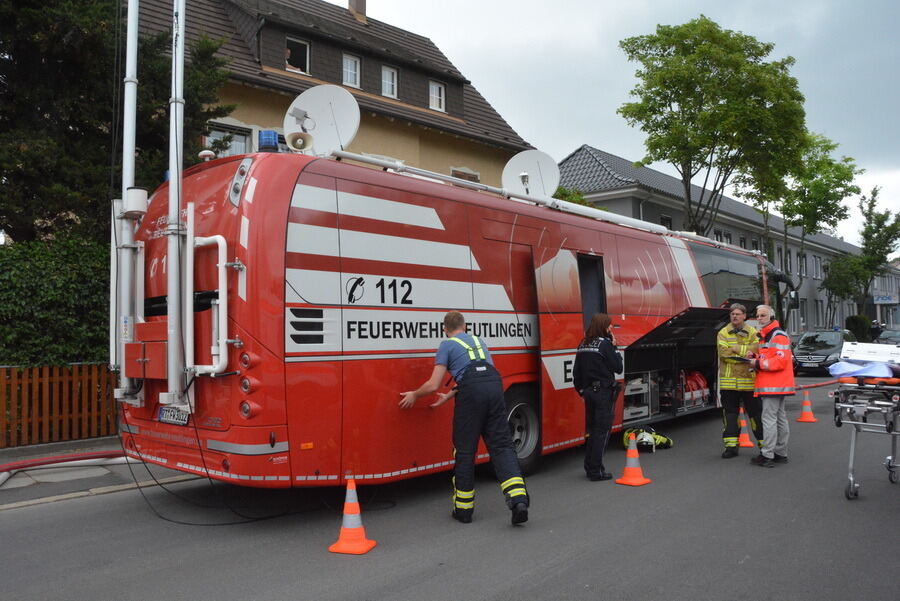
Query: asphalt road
xmin=2 ymin=377 xmax=898 ymax=601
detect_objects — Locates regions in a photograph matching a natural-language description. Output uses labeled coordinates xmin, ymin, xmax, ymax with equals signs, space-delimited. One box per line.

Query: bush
xmin=845 ymin=314 xmax=871 ymax=342
xmin=0 ymin=237 xmax=109 ymax=366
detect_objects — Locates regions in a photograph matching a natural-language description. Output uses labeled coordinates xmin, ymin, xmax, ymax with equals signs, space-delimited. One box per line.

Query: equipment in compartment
xmin=623 ymin=374 xmax=652 ymax=421
xmin=623 ymin=369 xmax=711 ymax=422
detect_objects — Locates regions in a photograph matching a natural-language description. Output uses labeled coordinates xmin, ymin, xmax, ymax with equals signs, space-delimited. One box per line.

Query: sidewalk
xmin=0 ymin=436 xmax=194 ymax=510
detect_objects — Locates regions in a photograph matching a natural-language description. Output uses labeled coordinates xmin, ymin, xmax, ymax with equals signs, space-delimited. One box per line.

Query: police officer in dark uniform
xmin=400 ymin=311 xmax=529 ymax=525
xmin=573 ymin=313 xmax=623 ymax=481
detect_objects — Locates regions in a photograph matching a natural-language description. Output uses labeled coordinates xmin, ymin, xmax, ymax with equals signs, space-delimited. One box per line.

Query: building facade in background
xmin=140 ymin=0 xmax=531 ymax=185
xmin=559 ymin=145 xmax=900 ymax=332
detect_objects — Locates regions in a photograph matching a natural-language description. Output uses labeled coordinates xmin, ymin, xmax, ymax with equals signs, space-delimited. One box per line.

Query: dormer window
xmin=285 ymin=37 xmax=309 ymax=74
xmin=382 ymin=66 xmax=398 ymax=98
xmin=343 ymin=54 xmax=360 ymax=88
xmin=429 ymin=80 xmax=445 ymax=111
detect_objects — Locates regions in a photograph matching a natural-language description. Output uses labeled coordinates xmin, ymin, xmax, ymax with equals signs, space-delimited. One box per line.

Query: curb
xmin=0 ymin=474 xmax=200 ymax=512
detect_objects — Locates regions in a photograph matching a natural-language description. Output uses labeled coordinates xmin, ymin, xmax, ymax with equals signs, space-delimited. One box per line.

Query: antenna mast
xmin=163 ymin=0 xmax=187 ymax=406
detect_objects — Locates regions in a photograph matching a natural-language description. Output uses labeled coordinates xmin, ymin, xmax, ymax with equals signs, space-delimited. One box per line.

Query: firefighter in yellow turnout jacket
xmin=716 ymin=303 xmax=763 ymax=458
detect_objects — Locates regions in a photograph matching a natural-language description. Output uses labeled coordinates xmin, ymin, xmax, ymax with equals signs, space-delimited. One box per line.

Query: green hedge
xmin=845 ymin=314 xmax=871 ymax=343
xmin=0 ymin=237 xmax=109 ymax=366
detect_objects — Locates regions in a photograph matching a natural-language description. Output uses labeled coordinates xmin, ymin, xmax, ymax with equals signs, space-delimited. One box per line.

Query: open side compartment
xmin=622 ymin=307 xmax=731 ymax=424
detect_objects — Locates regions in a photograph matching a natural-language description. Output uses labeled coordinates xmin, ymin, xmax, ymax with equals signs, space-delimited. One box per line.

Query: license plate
xmin=158 ymin=406 xmax=189 ymax=426
xmin=801 ymin=362 xmax=818 ymax=368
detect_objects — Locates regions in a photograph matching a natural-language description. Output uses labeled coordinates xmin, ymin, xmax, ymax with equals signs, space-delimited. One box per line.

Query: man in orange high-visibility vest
xmin=399 ymin=311 xmax=529 ymax=525
xmin=748 ymin=304 xmax=795 ymax=468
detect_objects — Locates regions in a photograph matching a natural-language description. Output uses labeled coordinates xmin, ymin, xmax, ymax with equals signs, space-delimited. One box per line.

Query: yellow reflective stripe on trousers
xmin=454 ymin=488 xmax=475 ymax=509
xmin=501 ymin=476 xmax=524 ymax=489
xmin=500 ymin=476 xmax=526 ymax=498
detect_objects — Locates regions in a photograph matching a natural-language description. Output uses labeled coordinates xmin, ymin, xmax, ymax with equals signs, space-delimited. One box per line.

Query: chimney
xmin=349 ymin=0 xmax=367 ymax=23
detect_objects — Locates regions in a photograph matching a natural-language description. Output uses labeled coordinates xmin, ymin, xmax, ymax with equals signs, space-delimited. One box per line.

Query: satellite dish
xmin=283 ymin=84 xmax=360 ymax=156
xmin=501 ymin=150 xmax=560 ymax=197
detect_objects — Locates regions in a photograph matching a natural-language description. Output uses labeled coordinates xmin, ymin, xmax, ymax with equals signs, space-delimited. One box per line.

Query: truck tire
xmin=505 ymin=384 xmax=541 ymax=474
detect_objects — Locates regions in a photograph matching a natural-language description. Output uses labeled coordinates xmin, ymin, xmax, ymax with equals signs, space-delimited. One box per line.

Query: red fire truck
xmin=114 ymin=140 xmax=791 ymax=487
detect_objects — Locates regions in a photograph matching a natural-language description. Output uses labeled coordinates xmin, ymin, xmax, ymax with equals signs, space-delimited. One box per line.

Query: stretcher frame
xmin=832 ymin=380 xmax=900 ymax=499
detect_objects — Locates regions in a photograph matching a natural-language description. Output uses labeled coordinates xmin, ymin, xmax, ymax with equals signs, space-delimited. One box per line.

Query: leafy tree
xmin=553 ymin=185 xmax=588 ymax=206
xmin=778 ymin=133 xmax=860 ymax=294
xmin=819 ymin=254 xmax=867 ymax=325
xmin=618 ymin=15 xmax=806 ymax=236
xmin=0 ymin=0 xmax=234 ymax=243
xmin=820 ymin=188 xmax=900 ymax=317
xmin=0 ymin=0 xmax=117 ymax=243
xmin=854 ymin=187 xmax=900 ymax=308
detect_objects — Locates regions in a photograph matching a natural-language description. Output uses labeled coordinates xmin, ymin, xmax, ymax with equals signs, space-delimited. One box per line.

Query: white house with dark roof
xmin=559 ymin=144 xmax=900 ymax=331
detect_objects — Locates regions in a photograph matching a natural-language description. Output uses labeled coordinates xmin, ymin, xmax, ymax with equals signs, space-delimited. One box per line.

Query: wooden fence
xmin=1 ymin=364 xmax=117 ymax=449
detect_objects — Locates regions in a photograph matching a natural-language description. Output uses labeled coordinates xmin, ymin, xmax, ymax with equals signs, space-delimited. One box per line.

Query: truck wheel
xmin=506 ymin=385 xmax=541 ymax=475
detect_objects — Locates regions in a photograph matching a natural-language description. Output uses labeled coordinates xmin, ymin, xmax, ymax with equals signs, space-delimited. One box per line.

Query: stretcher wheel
xmin=889 ymin=470 xmax=898 ymax=484
xmin=844 ymin=482 xmax=859 ymax=500
xmin=834 ymin=412 xmax=842 ymax=427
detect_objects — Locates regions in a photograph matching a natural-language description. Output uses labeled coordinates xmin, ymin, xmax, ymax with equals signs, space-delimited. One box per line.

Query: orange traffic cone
xmin=328 ymin=479 xmax=377 ymax=555
xmin=797 ymin=389 xmax=817 ymax=423
xmin=738 ymin=407 xmax=755 ymax=448
xmin=616 ymin=432 xmax=652 ymax=486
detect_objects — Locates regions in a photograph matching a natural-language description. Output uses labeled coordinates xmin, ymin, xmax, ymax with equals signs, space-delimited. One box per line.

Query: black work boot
xmin=511 ymin=502 xmax=528 ymax=525
xmin=751 ymin=454 xmax=775 ymax=468
xmin=721 ymin=448 xmax=739 ymax=459
xmin=451 ymin=508 xmax=473 ymax=524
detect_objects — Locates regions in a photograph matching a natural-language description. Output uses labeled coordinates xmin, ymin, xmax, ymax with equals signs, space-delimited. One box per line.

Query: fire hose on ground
xmin=0 ymin=451 xmax=133 ymax=488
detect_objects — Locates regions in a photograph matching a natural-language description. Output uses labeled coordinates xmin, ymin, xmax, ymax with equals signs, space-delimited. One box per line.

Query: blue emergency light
xmin=258 ymin=130 xmax=279 ymax=152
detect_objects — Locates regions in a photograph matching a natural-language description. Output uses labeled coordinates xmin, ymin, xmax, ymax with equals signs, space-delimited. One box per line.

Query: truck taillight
xmin=240 ymin=377 xmax=259 ymax=393
xmin=239 ymin=352 xmax=260 ymax=369
xmin=239 ymin=400 xmax=261 ymax=419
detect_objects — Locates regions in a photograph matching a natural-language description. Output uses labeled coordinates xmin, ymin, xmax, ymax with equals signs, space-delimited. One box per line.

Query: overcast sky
xmin=328 ymin=0 xmax=899 ymax=247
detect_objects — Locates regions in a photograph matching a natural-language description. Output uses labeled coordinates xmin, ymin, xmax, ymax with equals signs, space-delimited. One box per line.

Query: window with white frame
xmin=713 ymin=229 xmax=723 ymax=242
xmin=786 ymin=250 xmax=792 ymax=274
xmin=342 ymin=54 xmax=360 ymax=87
xmin=813 ymin=255 xmax=822 ymax=279
xmin=429 ymin=80 xmax=445 ymax=111
xmin=777 ymin=247 xmax=783 ymax=271
xmin=660 ymin=214 xmax=673 ymax=229
xmin=724 ymin=232 xmax=733 ymax=244
xmin=285 ymin=38 xmax=310 ymax=74
xmin=751 ymin=239 xmax=760 ymax=251
xmin=206 ymin=124 xmax=251 ymax=157
xmin=739 ymin=236 xmax=746 ymax=249
xmin=800 ymin=253 xmax=808 ymax=277
xmin=381 ymin=66 xmax=398 ymax=98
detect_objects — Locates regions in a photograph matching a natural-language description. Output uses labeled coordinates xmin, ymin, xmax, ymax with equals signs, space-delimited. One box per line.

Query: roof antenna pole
xmin=162 ymin=0 xmax=187 ymax=407
xmin=112 ymin=0 xmax=142 ymax=405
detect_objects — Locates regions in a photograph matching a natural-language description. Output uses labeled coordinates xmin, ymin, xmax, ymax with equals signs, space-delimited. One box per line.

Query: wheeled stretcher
xmin=833 ymin=379 xmax=900 ymax=499
xmin=830 ymin=342 xmax=900 ymax=499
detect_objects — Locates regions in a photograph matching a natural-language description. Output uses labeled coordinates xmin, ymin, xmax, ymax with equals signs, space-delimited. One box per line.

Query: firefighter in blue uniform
xmin=400 ymin=311 xmax=529 ymax=525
